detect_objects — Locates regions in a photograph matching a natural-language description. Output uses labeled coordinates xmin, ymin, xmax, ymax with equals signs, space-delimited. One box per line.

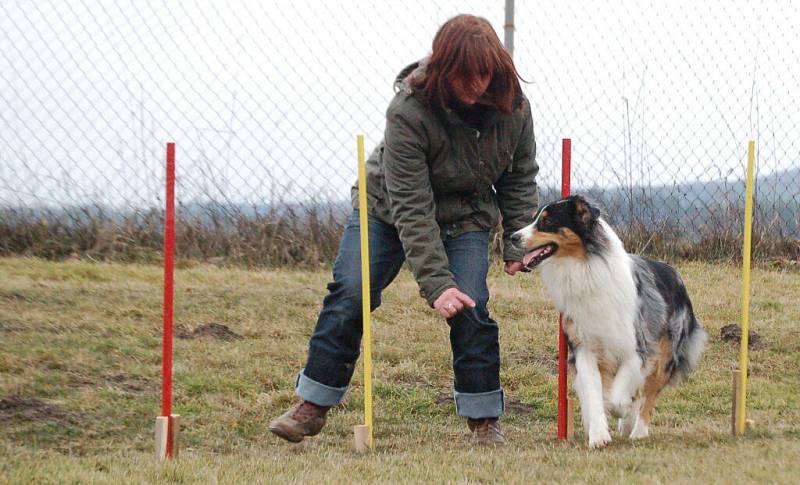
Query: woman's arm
xmin=383 ymin=102 xmax=457 ymax=307
xmin=495 ymin=99 xmax=539 ymax=263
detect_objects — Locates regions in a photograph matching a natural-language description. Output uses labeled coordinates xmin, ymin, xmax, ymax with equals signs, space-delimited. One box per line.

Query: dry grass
xmin=0 ymin=206 xmax=346 ymax=267
xmin=0 ymin=257 xmax=799 ymax=483
xmin=3 ymin=206 xmax=798 ymax=269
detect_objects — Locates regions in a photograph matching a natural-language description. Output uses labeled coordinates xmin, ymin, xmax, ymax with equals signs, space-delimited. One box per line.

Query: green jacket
xmin=351 ymin=61 xmax=539 ymax=306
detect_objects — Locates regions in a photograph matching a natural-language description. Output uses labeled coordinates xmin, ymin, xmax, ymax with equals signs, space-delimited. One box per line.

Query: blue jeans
xmin=297 ymin=210 xmax=503 ymax=419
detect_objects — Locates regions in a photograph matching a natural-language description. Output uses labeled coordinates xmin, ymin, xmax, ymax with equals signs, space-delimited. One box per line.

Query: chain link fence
xmin=1 ymin=1 xmax=798 ymax=264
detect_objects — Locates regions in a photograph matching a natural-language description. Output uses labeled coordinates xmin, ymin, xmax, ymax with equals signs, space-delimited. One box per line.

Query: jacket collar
xmin=444 ymin=93 xmax=525 ymax=130
xmin=439 ymin=103 xmax=504 ymax=132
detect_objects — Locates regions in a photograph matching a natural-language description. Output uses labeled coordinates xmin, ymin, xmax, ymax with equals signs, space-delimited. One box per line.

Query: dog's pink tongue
xmin=522 ymin=246 xmax=546 ymax=267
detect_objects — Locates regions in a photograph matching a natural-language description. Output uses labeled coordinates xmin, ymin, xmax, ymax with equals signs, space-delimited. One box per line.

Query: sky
xmin=1 ymin=0 xmax=798 ymax=209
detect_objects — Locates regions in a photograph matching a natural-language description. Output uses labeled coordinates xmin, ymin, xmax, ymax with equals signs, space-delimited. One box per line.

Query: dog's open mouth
xmin=522 ymin=243 xmax=557 ymax=269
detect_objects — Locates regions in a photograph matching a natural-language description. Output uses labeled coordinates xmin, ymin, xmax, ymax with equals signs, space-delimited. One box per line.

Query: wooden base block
xmin=354 ymin=424 xmax=371 ymax=452
xmin=155 ymin=417 xmax=169 ymax=460
xmin=155 ymin=414 xmax=181 ymax=461
xmin=566 ymin=398 xmax=575 ymax=440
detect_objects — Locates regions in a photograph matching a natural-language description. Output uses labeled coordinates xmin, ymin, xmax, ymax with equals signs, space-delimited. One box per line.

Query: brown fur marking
xmin=574 ymin=198 xmax=593 ymax=223
xmin=524 ymin=228 xmax=586 ymax=260
xmin=556 ymin=228 xmax=586 ymax=259
xmin=562 ymin=317 xmax=578 ymax=346
xmin=597 ymin=358 xmax=618 ymax=393
xmin=639 ymin=337 xmax=673 ymax=424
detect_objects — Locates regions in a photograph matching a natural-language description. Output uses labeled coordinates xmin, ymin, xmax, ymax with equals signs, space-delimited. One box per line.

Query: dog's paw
xmin=629 ymin=420 xmax=649 ymax=440
xmin=606 ymin=398 xmax=632 ymax=419
xmin=606 ymin=389 xmax=635 ymax=417
xmin=618 ymin=416 xmax=635 ymax=436
xmin=588 ymin=427 xmax=612 ymax=449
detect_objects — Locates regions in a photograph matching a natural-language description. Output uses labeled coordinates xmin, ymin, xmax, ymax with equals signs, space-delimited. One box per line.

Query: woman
xmin=270 ymin=14 xmax=538 ymax=446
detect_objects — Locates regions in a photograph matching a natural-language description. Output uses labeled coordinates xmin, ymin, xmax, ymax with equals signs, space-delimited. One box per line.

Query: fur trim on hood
xmin=393 ymin=59 xmax=428 ymax=94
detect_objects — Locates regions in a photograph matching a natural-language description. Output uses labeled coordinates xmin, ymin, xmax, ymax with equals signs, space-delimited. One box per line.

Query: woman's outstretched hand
xmin=433 ymin=287 xmax=476 ymax=319
xmin=504 ymin=260 xmax=525 ymax=275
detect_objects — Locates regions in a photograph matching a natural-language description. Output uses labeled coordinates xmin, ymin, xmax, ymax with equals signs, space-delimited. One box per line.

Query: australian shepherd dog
xmin=511 ymin=195 xmax=707 ymax=448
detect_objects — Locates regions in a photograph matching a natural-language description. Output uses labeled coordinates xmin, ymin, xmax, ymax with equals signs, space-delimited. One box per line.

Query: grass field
xmin=1 ymin=256 xmax=799 ymax=483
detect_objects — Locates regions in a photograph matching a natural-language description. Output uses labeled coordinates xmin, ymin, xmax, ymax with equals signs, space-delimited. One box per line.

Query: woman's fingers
xmin=439 ymin=299 xmax=461 ymax=318
xmin=434 ymin=288 xmax=476 ymax=319
xmin=454 ymin=291 xmax=476 ymax=308
xmin=437 ymin=304 xmax=455 ymax=319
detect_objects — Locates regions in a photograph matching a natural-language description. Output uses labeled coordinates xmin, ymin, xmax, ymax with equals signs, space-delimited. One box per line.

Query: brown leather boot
xmin=269 ymin=401 xmax=330 ymax=443
xmin=468 ymin=418 xmax=508 ymax=446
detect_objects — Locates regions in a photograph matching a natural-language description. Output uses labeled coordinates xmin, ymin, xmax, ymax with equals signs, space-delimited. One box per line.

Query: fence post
xmin=156 ymin=142 xmax=180 ymax=461
xmin=504 ymin=0 xmax=515 ymax=57
xmin=557 ymin=139 xmax=572 ymax=440
xmin=353 ymin=134 xmax=374 ymax=452
xmin=734 ymin=140 xmax=756 ymax=436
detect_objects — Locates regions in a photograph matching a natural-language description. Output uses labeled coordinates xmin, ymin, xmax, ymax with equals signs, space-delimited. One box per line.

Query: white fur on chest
xmin=540 ymin=221 xmax=638 ymax=360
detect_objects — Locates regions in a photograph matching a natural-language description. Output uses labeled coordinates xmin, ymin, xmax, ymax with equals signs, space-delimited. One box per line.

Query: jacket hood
xmin=393 ymin=59 xmax=428 ymax=93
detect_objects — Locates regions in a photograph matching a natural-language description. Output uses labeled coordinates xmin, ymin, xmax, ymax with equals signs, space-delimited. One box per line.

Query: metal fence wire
xmin=1 ymin=1 xmax=798 ymax=264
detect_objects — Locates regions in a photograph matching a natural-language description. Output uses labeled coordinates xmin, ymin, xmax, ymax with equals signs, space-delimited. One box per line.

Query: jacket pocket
xmin=434 ymin=194 xmax=463 ymax=226
xmin=430 ymin=158 xmax=475 ymax=193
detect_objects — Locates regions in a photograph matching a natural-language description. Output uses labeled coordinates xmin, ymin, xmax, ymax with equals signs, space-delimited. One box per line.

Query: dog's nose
xmin=510 ymin=232 xmax=523 ymax=246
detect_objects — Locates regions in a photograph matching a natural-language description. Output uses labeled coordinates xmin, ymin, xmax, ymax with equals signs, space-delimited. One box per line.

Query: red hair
xmin=410 ymin=14 xmax=523 ymax=114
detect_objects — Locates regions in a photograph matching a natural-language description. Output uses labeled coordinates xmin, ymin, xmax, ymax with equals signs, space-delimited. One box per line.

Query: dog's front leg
xmin=574 ymin=347 xmax=611 ymax=448
xmin=607 ymin=355 xmax=644 ymax=419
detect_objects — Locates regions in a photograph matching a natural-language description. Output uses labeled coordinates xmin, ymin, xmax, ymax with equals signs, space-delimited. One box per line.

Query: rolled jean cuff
xmin=295 ymin=370 xmax=348 ymax=406
xmin=453 ymin=388 xmax=504 ymax=419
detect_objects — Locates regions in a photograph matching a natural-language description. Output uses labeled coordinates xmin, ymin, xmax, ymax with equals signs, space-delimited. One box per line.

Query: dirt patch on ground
xmin=434 ymin=392 xmax=536 ymax=416
xmin=0 ymin=320 xmax=27 ymax=333
xmin=0 ymin=396 xmax=82 ymax=424
xmin=720 ymin=324 xmax=766 ymax=350
xmin=0 ymin=291 xmax=28 ymax=302
xmin=106 ymin=373 xmax=156 ymax=394
xmin=507 ymin=350 xmax=559 ymax=376
xmin=434 ymin=392 xmax=452 ymax=405
xmin=177 ymin=323 xmax=243 ymax=341
xmin=504 ymin=400 xmax=537 ymax=416
xmin=0 ymin=319 xmax=75 ymax=335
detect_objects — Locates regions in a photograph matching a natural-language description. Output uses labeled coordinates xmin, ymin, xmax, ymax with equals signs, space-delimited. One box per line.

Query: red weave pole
xmin=557 ymin=138 xmax=571 ymax=440
xmin=161 ymin=143 xmax=176 ymax=456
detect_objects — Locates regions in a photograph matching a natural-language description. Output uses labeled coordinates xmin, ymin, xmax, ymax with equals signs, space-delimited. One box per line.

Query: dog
xmin=511 ymin=195 xmax=707 ymax=448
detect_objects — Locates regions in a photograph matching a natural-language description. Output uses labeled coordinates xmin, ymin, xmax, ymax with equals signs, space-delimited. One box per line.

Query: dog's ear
xmin=571 ymin=195 xmax=600 ymax=225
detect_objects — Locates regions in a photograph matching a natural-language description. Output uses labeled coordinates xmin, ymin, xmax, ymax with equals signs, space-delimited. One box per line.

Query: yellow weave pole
xmin=736 ymin=140 xmax=756 ymax=436
xmin=353 ymin=134 xmax=374 ymax=451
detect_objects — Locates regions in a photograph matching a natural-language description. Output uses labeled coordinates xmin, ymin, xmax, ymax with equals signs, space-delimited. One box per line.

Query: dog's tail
xmin=667 ymin=307 xmax=708 ymax=384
